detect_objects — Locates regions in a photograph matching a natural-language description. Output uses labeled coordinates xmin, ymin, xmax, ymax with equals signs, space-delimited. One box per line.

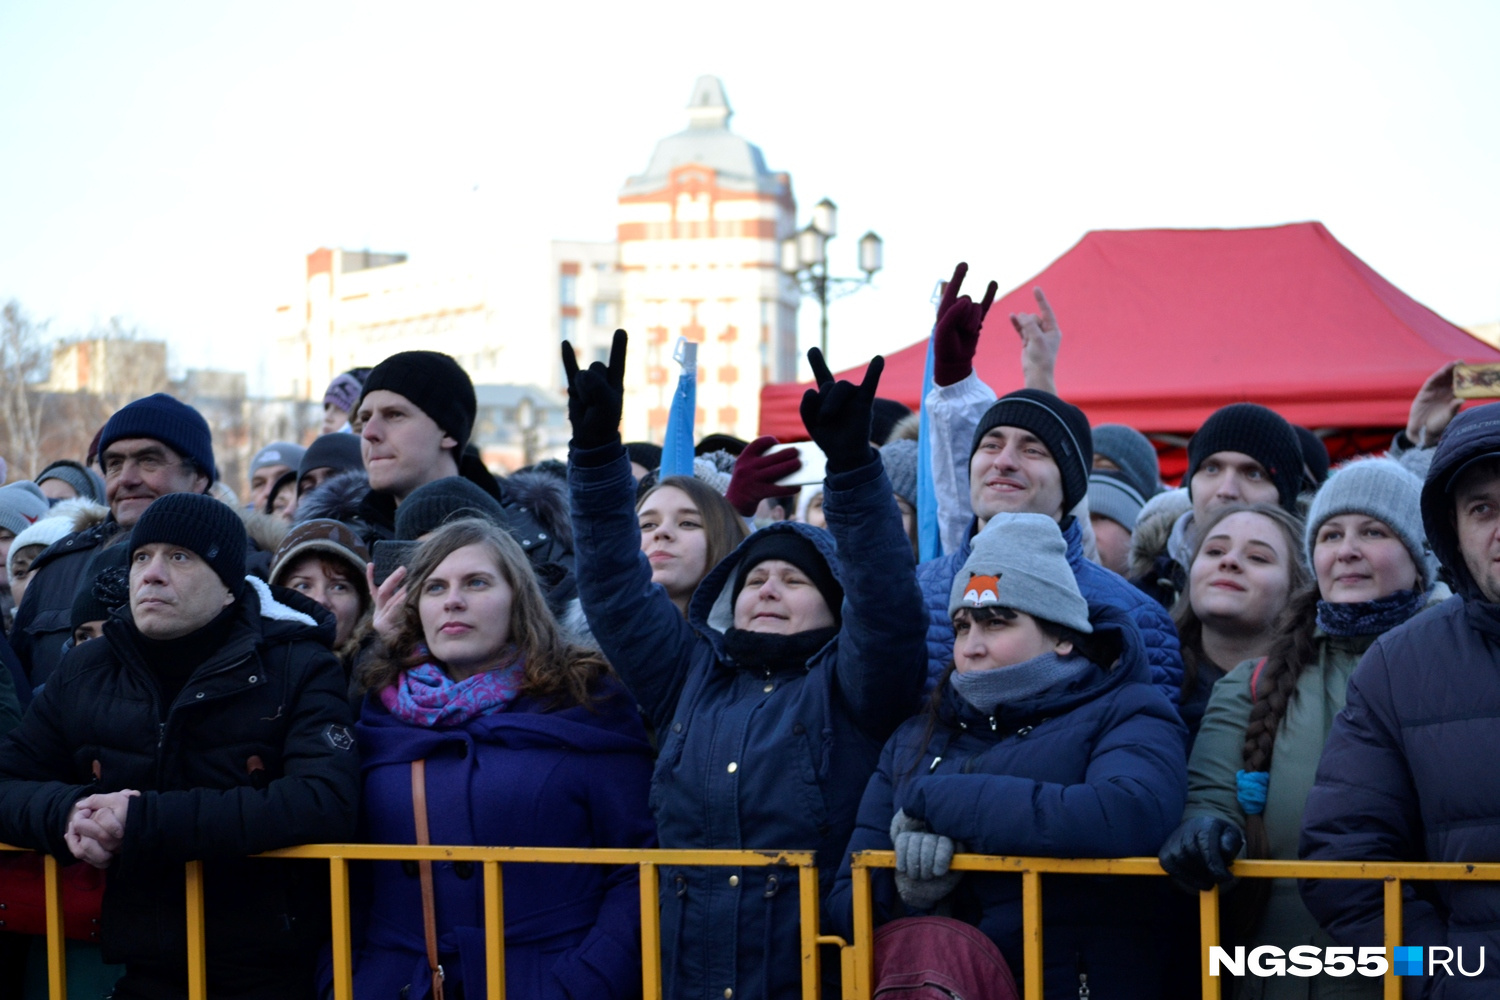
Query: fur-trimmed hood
xmin=503 ymin=468 xmax=573 ymax=553
xmin=1128 ymin=487 xmax=1191 ymax=581
xmin=294 ymin=469 xmax=370 ymax=525
xmin=56 ymin=497 xmax=110 ymax=535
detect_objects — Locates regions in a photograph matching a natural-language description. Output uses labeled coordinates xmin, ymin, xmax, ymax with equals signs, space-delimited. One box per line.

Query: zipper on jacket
xmin=157 ymin=722 xmax=166 ymax=749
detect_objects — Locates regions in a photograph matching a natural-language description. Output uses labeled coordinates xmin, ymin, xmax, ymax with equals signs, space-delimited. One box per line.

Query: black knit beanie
xmin=394 ymin=476 xmax=507 ymax=541
xmin=358 ymin=351 xmax=476 ymax=453
xmin=625 ymin=441 xmax=663 ymax=473
xmin=969 ymin=389 xmax=1093 ymax=513
xmin=1185 ymin=403 xmax=1303 ymax=513
xmin=99 ymin=393 xmax=217 ymax=482
xmin=731 ymin=530 xmax=843 ymax=619
xmin=871 ymin=398 xmax=913 ymax=446
xmin=130 ymin=493 xmax=248 ymax=597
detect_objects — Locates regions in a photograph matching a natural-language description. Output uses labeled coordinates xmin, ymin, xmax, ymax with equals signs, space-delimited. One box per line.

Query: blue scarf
xmin=1315 ymin=588 xmax=1426 ymax=637
xmin=380 ymin=656 xmax=526 ymax=728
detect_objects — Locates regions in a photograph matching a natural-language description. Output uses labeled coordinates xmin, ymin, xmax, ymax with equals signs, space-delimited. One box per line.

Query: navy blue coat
xmin=1300 ymin=405 xmax=1500 ymax=996
xmin=828 ymin=605 xmax=1188 ymax=1000
xmin=569 ymin=451 xmax=927 ymax=1000
xmin=342 ymin=677 xmax=656 ymax=999
xmin=914 ymin=517 xmax=1184 ymax=707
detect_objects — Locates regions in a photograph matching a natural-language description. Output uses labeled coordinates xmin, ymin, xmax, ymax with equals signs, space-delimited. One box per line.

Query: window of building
xmin=560 ymin=316 xmax=577 ymax=342
xmin=593 ymin=301 xmax=611 ymax=326
xmin=559 ymin=273 xmax=577 ymax=306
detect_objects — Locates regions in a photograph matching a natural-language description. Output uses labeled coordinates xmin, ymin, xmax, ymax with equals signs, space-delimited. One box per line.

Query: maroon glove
xmin=724 ymin=436 xmax=802 ymax=517
xmin=932 ymin=261 xmax=998 ymax=387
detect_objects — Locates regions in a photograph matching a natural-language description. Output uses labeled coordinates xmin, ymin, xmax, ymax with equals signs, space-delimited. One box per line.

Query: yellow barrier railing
xmin=11 ymin=842 xmax=1500 ymax=1000
xmin=848 ymin=853 xmax=1500 ymax=1000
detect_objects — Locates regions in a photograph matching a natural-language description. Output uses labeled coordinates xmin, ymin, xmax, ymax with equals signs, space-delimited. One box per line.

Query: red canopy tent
xmin=758 ymin=222 xmax=1498 ymax=480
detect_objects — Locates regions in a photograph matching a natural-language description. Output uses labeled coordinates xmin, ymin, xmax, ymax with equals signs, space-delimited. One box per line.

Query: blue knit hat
xmin=99 ymin=394 xmax=216 ymax=482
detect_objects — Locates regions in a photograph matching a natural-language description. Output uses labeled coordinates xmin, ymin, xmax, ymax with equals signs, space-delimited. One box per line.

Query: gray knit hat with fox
xmin=948 ymin=512 xmax=1091 ymax=633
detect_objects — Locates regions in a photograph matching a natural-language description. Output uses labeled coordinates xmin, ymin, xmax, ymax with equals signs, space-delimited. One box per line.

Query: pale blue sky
xmin=1 ymin=0 xmax=1495 ymax=389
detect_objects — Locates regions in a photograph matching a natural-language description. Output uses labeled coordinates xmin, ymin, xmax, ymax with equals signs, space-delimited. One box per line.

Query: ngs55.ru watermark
xmin=1211 ymin=945 xmax=1486 ymax=978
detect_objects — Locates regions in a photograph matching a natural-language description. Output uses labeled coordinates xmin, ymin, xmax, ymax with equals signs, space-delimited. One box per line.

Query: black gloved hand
xmin=562 ymin=329 xmax=627 ymax=452
xmin=1158 ymin=815 xmax=1244 ymax=891
xmin=798 ymin=348 xmax=884 ymax=475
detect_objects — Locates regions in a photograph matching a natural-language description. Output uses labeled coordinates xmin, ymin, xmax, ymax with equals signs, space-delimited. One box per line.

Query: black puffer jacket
xmin=0 ymin=578 xmax=360 ymax=998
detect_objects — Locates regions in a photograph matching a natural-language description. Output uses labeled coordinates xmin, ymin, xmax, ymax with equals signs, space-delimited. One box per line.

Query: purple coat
xmin=340 ymin=676 xmax=656 ymax=1000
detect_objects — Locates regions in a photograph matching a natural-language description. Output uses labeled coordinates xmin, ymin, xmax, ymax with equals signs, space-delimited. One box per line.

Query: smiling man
xmin=915 ymin=387 xmax=1184 ymax=706
xmin=11 ymin=394 xmax=218 ymax=694
xmin=0 ymin=493 xmax=359 ymax=1000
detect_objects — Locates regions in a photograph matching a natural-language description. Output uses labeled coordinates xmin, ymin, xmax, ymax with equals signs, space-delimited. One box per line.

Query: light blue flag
xmin=660 ymin=338 xmax=698 ymax=479
xmin=917 ymin=328 xmax=942 ymax=562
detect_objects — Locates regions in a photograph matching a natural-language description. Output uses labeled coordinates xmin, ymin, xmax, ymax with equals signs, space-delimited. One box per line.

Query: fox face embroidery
xmin=962 ymin=574 xmax=1002 ymax=607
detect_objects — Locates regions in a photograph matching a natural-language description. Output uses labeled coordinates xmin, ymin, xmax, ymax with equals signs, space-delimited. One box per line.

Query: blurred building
xmin=44 ymin=338 xmax=168 ymax=395
xmin=549 ymin=240 xmax=621 ymax=386
xmin=615 ymin=76 xmax=799 ymax=443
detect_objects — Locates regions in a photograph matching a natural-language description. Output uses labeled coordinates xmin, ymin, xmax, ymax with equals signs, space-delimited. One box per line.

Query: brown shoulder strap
xmin=411 ymin=759 xmax=445 ymax=1000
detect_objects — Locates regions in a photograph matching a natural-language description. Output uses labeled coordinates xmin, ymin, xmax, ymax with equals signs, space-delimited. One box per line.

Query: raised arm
xmin=802 ymin=348 xmax=927 ymax=738
xmin=564 ymin=331 xmax=702 ymax=728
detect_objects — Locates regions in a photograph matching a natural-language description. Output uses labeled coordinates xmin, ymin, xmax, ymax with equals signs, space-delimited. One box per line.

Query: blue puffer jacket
xmin=570 ymin=449 xmax=927 ymax=1000
xmin=1299 ymin=404 xmax=1500 ymax=996
xmin=340 ymin=678 xmax=656 ymax=1000
xmin=915 ymin=517 xmax=1183 ymax=706
xmin=828 ymin=604 xmax=1187 ymax=999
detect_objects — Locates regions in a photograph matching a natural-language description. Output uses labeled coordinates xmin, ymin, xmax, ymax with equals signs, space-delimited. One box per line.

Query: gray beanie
xmin=1305 ymin=456 xmax=1430 ymax=588
xmin=251 ymin=442 xmax=307 ymax=477
xmin=880 ymin=439 xmax=918 ymax=509
xmin=1087 ymin=471 xmax=1147 ymax=531
xmin=1092 ymin=424 xmax=1160 ymax=499
xmin=948 ymin=512 xmax=1092 ymax=633
xmin=36 ymin=460 xmax=107 ymax=504
xmin=0 ymin=482 xmax=51 ymax=536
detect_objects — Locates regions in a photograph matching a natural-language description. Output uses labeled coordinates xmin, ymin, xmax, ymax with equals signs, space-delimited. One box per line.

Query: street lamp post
xmin=778 ymin=198 xmax=883 ymax=363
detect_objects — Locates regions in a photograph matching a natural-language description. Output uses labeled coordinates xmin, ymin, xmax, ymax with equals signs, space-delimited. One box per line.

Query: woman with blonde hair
xmin=339 ymin=517 xmax=655 ymax=1000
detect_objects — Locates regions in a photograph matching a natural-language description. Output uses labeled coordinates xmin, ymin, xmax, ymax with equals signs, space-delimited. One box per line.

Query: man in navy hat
xmin=11 ymin=394 xmax=218 ymax=695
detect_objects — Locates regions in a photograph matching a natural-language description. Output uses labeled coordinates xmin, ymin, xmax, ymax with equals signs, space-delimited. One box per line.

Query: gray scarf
xmin=950 ymin=651 xmax=1095 ymax=716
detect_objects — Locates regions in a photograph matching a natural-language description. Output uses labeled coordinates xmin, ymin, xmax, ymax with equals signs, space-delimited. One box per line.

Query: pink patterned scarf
xmin=380 ymin=653 xmax=526 ymax=728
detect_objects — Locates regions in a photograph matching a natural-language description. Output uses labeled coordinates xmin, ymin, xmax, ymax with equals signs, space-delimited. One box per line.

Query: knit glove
xmin=1158 ymin=815 xmax=1244 ymax=891
xmin=561 ymin=329 xmax=627 ymax=452
xmin=799 ymin=348 xmax=883 ymax=475
xmin=890 ymin=809 xmax=963 ymax=911
xmin=932 ymin=262 xmax=998 ymax=387
xmin=723 ymin=436 xmax=801 ymax=517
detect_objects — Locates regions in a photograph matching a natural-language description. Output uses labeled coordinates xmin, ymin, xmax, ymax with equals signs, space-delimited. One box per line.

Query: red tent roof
xmin=759 ymin=222 xmax=1497 ymax=441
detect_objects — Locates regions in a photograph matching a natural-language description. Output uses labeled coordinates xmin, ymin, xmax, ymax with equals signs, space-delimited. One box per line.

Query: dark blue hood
xmin=687 ymin=520 xmax=843 ymax=655
xmin=1421 ymin=402 xmax=1500 ymax=600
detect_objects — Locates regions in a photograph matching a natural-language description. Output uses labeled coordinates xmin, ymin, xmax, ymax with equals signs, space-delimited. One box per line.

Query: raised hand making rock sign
xmin=561 ymin=328 xmax=628 ymax=454
xmin=932 ymin=262 xmax=998 ymax=388
xmin=800 ymin=347 xmax=886 ymax=474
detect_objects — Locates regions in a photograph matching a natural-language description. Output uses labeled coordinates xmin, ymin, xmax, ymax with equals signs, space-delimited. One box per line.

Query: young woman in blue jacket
xmin=829 ymin=513 xmax=1188 ymax=999
xmin=338 ymin=517 xmax=656 ymax=1000
xmin=565 ymin=334 xmax=928 ymax=999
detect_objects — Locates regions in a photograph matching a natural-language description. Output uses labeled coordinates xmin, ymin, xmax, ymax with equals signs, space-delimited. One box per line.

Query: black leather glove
xmin=1158 ymin=815 xmax=1244 ymax=891
xmin=798 ymin=348 xmax=884 ymax=475
xmin=562 ymin=329 xmax=627 ymax=452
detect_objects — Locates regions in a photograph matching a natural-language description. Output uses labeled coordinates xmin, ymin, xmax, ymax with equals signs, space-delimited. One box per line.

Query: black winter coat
xmin=0 ymin=577 xmax=361 ymax=998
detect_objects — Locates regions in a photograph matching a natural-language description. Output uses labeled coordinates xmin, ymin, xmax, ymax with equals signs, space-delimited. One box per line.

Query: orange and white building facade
xmin=616 ymin=76 xmax=799 ymax=444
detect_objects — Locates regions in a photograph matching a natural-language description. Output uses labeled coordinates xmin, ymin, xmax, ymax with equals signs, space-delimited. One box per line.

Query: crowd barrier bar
xmin=848 ymin=853 xmax=1500 ymax=1000
xmin=11 ymin=841 xmax=1500 ymax=1000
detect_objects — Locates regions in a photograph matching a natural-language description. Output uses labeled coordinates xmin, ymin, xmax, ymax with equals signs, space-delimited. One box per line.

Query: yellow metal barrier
xmin=848 ymin=853 xmax=1500 ymax=1000
xmin=10 ymin=840 xmax=1500 ymax=1000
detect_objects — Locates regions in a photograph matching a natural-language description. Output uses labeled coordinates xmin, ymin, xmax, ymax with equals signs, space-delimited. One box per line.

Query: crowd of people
xmin=0 ymin=260 xmax=1494 ymax=998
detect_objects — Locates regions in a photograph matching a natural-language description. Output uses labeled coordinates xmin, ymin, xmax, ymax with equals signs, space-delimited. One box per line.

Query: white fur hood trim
xmin=245 ymin=575 xmax=318 ymax=627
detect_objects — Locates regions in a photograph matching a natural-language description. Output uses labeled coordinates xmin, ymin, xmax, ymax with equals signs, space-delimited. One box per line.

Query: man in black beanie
xmin=12 ymin=392 xmax=220 ymax=697
xmin=914 ymin=385 xmax=1185 ymax=707
xmin=0 ymin=492 xmax=359 ymax=1000
xmin=1132 ymin=402 xmax=1305 ymax=609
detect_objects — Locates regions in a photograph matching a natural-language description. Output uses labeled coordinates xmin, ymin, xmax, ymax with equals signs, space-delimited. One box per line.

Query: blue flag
xmin=917 ymin=328 xmax=941 ymax=562
xmin=660 ymin=338 xmax=698 ymax=479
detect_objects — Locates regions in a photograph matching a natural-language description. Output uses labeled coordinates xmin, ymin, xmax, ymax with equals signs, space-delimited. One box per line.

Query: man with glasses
xmin=11 ymin=394 xmax=217 ymax=696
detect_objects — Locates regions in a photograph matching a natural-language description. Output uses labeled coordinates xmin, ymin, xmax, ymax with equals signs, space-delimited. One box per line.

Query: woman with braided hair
xmin=1160 ymin=458 xmax=1445 ymax=998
